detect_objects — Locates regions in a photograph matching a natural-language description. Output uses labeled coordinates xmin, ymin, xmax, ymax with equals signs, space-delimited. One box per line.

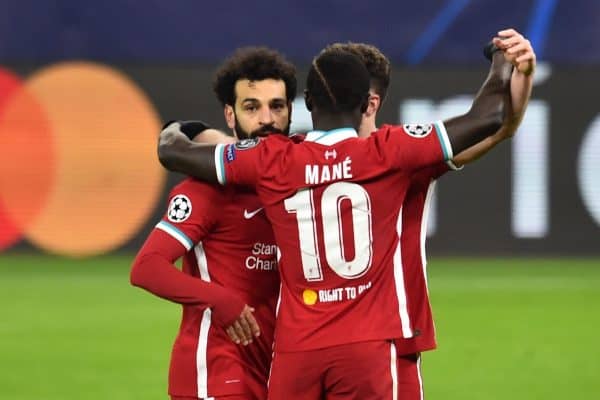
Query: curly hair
xmin=321 ymin=42 xmax=391 ymax=102
xmin=213 ymin=47 xmax=297 ymax=106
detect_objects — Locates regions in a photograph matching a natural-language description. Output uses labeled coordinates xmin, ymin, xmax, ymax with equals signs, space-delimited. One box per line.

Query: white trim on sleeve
xmin=194 ymin=243 xmax=211 ymax=398
xmin=214 ymin=144 xmax=226 ymax=185
xmin=155 ymin=220 xmax=193 ymax=250
xmin=434 ymin=120 xmax=454 ymax=161
xmin=393 ymin=206 xmax=414 ymax=339
xmin=446 ymin=159 xmax=464 ymax=171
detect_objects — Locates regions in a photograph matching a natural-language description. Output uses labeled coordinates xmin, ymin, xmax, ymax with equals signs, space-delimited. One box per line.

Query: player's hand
xmin=192 ymin=129 xmax=236 ymax=145
xmin=225 ymin=305 xmax=261 ymax=346
xmin=492 ymin=29 xmax=536 ymax=76
xmin=159 ymin=121 xmax=188 ymax=145
xmin=161 ymin=120 xmax=212 ymax=141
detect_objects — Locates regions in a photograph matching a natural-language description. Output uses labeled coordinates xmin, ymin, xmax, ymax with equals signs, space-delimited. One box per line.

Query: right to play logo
xmin=302 ymin=289 xmax=318 ymax=305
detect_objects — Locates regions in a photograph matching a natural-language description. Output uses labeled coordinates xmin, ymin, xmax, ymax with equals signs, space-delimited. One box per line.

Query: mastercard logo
xmin=0 ymin=62 xmax=165 ymax=257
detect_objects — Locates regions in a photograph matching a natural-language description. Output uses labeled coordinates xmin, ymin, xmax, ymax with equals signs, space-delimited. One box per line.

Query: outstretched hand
xmin=493 ymin=28 xmax=536 ymax=76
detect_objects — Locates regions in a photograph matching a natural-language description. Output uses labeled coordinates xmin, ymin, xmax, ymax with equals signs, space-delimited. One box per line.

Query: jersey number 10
xmin=284 ymin=182 xmax=373 ymax=282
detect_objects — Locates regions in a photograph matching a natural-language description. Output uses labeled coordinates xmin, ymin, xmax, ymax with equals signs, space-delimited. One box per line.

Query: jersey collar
xmin=304 ymin=127 xmax=358 ymax=145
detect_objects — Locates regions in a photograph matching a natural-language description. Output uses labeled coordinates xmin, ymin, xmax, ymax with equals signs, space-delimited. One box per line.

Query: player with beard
xmin=156 ymin=45 xmax=515 ymax=399
xmin=130 ymin=47 xmax=296 ymax=400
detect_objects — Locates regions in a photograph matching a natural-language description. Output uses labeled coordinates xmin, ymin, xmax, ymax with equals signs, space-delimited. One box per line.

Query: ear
xmin=364 ymin=93 xmax=381 ymax=117
xmin=304 ymin=89 xmax=313 ymax=111
xmin=224 ymin=105 xmax=235 ymax=130
xmin=359 ymin=93 xmax=370 ymax=114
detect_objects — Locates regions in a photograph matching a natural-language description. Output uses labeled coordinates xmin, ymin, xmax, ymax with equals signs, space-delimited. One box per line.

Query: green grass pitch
xmin=1 ymin=254 xmax=599 ymax=399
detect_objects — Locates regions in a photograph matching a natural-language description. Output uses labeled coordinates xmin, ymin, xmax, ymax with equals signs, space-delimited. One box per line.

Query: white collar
xmin=304 ymin=127 xmax=358 ymax=145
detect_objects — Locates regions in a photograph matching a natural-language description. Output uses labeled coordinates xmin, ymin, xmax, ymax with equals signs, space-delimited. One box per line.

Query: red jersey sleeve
xmin=376 ymin=121 xmax=454 ymax=171
xmin=130 ymin=179 xmax=246 ymax=327
xmin=414 ymin=162 xmax=451 ymax=182
xmin=214 ymin=136 xmax=291 ymax=188
xmin=154 ymin=178 xmax=221 ymax=250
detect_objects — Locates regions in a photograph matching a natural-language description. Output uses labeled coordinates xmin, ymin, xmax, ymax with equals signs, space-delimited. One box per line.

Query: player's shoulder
xmin=254 ymin=134 xmax=296 ymax=159
xmin=368 ymin=124 xmax=397 ymax=141
xmin=163 ymin=178 xmax=227 ymax=224
xmin=169 ymin=177 xmax=226 ymax=198
xmin=289 ymin=132 xmax=307 ymax=143
xmin=263 ymin=134 xmax=294 ymax=146
xmin=373 ymin=123 xmax=437 ymax=140
xmin=374 ymin=124 xmax=397 ymax=134
xmin=411 ymin=163 xmax=450 ymax=182
xmin=234 ymin=134 xmax=293 ymax=154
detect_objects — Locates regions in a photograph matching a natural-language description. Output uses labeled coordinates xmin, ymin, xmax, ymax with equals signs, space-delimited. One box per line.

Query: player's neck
xmin=312 ymin=112 xmax=361 ymax=132
xmin=358 ymin=116 xmax=377 ymax=138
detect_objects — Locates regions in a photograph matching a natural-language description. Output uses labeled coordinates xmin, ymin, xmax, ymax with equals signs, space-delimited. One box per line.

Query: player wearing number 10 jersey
xmin=329 ymin=33 xmax=535 ymax=368
xmin=216 ymin=123 xmax=451 ymax=351
xmin=158 ymin=48 xmax=513 ymax=399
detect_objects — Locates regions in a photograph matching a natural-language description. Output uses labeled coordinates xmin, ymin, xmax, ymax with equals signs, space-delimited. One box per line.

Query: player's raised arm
xmin=452 ymin=28 xmax=536 ymax=166
xmin=443 ymin=42 xmax=514 ymax=155
xmin=158 ymin=121 xmax=220 ymax=183
xmin=493 ymin=28 xmax=535 ymax=132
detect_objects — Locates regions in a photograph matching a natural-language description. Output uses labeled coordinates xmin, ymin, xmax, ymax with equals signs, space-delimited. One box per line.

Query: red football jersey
xmin=393 ymin=162 xmax=452 ymax=355
xmin=214 ymin=123 xmax=454 ymax=352
xmin=154 ymin=179 xmax=279 ymax=397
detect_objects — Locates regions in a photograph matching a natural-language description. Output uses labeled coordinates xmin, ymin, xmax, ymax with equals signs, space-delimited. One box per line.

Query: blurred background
xmin=0 ymin=0 xmax=598 ymax=399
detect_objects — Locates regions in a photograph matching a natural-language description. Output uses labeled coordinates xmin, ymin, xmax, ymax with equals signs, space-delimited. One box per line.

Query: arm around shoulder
xmin=158 ymin=121 xmax=220 ymax=183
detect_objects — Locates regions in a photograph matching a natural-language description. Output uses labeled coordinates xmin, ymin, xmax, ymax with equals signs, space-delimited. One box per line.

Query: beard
xmin=234 ymin=115 xmax=291 ymax=140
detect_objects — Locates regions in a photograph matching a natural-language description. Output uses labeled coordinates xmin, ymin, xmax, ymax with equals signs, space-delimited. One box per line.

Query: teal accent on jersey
xmin=216 ymin=144 xmax=226 ymax=184
xmin=434 ymin=121 xmax=450 ymax=160
xmin=311 ymin=127 xmax=355 ymax=142
xmin=157 ymin=220 xmax=193 ymax=249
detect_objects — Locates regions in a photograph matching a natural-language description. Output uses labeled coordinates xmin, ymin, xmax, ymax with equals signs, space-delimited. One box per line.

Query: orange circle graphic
xmin=0 ymin=67 xmax=54 ymax=250
xmin=16 ymin=62 xmax=165 ymax=256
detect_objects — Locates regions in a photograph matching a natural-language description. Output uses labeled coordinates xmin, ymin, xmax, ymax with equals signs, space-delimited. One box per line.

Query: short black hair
xmin=306 ymin=49 xmax=370 ymax=113
xmin=213 ymin=47 xmax=297 ymax=106
xmin=321 ymin=42 xmax=391 ymax=102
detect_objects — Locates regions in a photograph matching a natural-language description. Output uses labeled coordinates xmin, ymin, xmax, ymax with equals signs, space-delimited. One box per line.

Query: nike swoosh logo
xmin=243 ymin=208 xmax=264 ymax=219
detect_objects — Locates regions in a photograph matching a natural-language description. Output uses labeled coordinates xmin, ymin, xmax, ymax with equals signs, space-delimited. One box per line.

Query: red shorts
xmin=268 ymin=340 xmax=423 ymax=400
xmin=171 ymin=372 xmax=266 ymax=400
xmin=395 ymin=352 xmax=423 ymax=400
xmin=169 ymin=369 xmax=267 ymax=399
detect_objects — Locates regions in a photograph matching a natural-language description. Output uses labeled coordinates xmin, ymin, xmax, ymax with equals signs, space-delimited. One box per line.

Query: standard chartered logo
xmin=245 ymin=243 xmax=278 ymax=271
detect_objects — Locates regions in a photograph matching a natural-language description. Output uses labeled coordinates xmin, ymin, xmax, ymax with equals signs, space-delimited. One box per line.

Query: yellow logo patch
xmin=302 ymin=289 xmax=318 ymax=305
